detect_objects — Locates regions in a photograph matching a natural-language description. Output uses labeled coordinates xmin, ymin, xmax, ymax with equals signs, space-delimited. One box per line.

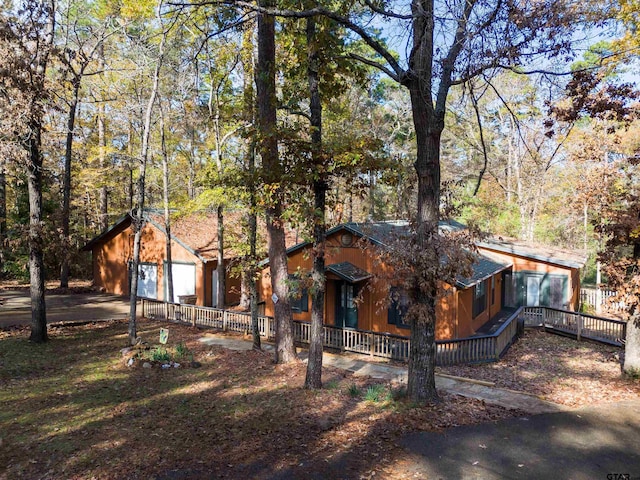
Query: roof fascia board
xmin=477 ymin=242 xmax=584 ymax=269
xmin=455 ymin=262 xmax=512 ymax=289
xmin=80 ymin=213 xmax=132 ymax=251
xmin=260 ymin=224 xmax=373 ymax=267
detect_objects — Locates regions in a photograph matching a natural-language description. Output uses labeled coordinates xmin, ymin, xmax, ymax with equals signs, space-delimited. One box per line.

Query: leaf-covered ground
xmin=0 ymin=319 xmax=520 ymax=480
xmin=438 ymin=329 xmax=640 ymax=407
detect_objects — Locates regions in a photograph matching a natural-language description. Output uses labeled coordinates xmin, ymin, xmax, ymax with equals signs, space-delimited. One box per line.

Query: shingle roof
xmin=332 ymin=219 xmax=466 ymax=248
xmin=478 ymin=237 xmax=586 ymax=269
xmin=456 ymin=254 xmax=511 ymax=288
xmin=326 ymin=262 xmax=372 ymax=283
xmin=82 ymin=210 xmax=302 ymax=262
xmin=260 ymin=219 xmax=585 ymax=286
xmin=283 ymin=219 xmax=465 ymax=256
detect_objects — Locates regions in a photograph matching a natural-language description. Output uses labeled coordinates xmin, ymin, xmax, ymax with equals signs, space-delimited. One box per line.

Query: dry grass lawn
xmin=2 ymin=315 xmax=638 ymax=479
xmin=0 ymin=319 xmax=519 ymax=480
xmin=438 ymin=329 xmax=640 ymax=407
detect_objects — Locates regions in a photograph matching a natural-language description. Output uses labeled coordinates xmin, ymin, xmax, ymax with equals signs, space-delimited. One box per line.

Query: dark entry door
xmin=335 ymin=281 xmax=358 ymax=329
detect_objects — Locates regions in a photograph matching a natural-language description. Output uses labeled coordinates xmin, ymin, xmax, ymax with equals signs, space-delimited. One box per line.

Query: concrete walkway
xmin=198 ymin=333 xmax=568 ymax=415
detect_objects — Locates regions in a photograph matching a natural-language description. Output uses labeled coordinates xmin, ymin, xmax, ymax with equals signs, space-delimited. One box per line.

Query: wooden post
xmin=141 ymin=298 xmax=145 ymax=318
xmin=596 ymin=264 xmax=602 ymax=314
xmin=223 ymin=310 xmax=228 ymax=331
xmin=164 ymin=300 xmax=168 ymax=321
xmin=577 ymin=314 xmax=582 ymax=342
xmin=191 ymin=305 xmax=196 ymax=327
xmin=370 ymin=332 xmax=375 ymax=357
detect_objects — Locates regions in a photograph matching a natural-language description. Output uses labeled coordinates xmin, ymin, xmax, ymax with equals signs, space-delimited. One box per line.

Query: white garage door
xmin=166 ymin=263 xmax=196 ymax=303
xmin=137 ymin=263 xmax=158 ymax=299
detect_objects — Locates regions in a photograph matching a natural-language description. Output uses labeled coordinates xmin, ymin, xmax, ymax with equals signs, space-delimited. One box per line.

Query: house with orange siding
xmin=82 ymin=211 xmax=244 ymax=306
xmin=477 ymin=238 xmax=584 ymax=311
xmin=258 ymin=221 xmax=585 ymax=341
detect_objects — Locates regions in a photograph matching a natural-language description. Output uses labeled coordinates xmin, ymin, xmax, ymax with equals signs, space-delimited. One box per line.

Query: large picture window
xmin=388 ymin=287 xmax=410 ymax=329
xmin=473 ymin=280 xmax=487 ymax=318
xmin=288 ymin=274 xmax=309 ymax=313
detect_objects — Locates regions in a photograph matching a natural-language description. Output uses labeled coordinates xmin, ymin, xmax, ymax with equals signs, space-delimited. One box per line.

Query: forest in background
xmin=0 ymin=1 xmax=637 ymax=285
xmin=2 ymin=0 xmax=640 ymax=396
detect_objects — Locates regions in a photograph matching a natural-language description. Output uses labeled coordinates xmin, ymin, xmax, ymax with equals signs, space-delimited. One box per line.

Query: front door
xmin=335 ymin=281 xmax=358 ymax=329
xmin=526 ymin=276 xmax=541 ymax=306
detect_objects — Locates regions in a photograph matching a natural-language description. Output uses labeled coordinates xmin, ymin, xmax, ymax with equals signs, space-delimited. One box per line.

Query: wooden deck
xmin=522 ymin=306 xmax=626 ymax=346
xmin=141 ymin=299 xmax=626 ymax=366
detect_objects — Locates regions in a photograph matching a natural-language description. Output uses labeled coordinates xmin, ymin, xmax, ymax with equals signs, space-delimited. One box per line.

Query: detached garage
xmin=82 ymin=211 xmax=241 ymax=307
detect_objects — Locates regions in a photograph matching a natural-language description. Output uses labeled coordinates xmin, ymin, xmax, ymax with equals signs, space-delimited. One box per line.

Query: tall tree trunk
xmin=216 ymin=205 xmax=225 ymax=308
xmin=60 ymin=78 xmax=81 ymax=288
xmin=210 ymin=66 xmax=226 ymax=309
xmin=98 ymin=103 xmax=108 ymax=230
xmin=160 ymin=101 xmax=174 ymax=303
xmin=27 ymin=119 xmax=47 ymax=343
xmin=623 ymin=229 xmax=640 ymax=373
xmin=128 ymin=167 xmax=134 ymax=211
xmin=0 ymin=166 xmax=6 ymax=277
xmin=98 ymin=43 xmax=108 ymax=231
xmin=128 ymin=1 xmax=165 ymax=345
xmin=240 ymin=274 xmax=251 ymax=310
xmin=624 ymin=315 xmax=640 ymax=374
xmin=305 ymin=16 xmax=326 ymax=389
xmin=248 ymin=144 xmax=260 ymax=350
xmin=506 ymin=117 xmax=513 ymax=203
xmin=257 ymin=0 xmax=296 ymax=363
xmin=406 ymin=70 xmax=443 ymax=402
xmin=240 ymin=23 xmax=260 ymax=350
xmin=25 ymin=0 xmax=55 ymax=344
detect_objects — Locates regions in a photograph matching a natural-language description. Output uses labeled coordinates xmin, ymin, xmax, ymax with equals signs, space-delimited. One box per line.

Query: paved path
xmin=200 ymin=333 xmax=640 ymax=478
xmin=198 ymin=333 xmax=567 ymax=415
xmin=399 ymin=399 xmax=640 ymax=480
xmin=0 ymin=289 xmax=131 ymax=327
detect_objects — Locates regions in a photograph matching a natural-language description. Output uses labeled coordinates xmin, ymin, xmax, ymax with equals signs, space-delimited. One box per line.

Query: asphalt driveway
xmin=399 ymin=399 xmax=640 ymax=480
xmin=0 ymin=289 xmax=131 ymax=327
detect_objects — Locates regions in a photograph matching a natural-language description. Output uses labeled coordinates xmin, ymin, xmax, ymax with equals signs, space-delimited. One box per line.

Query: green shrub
xmin=151 ymin=347 xmax=171 ymax=363
xmin=174 ymin=342 xmax=193 ymax=361
xmin=325 ymin=379 xmax=340 ymax=390
xmin=624 ymin=367 xmax=640 ymax=380
xmin=391 ymin=385 xmax=407 ymax=400
xmin=347 ymin=384 xmax=361 ymax=398
xmin=364 ymin=384 xmax=388 ymax=403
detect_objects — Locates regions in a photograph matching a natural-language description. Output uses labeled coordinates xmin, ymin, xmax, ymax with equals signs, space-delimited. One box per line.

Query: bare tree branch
xmin=436 ymin=0 xmax=478 ymax=115
xmin=348 ymin=52 xmax=400 ymax=82
xmin=360 ymin=0 xmax=413 ymax=20
xmin=170 ymin=0 xmax=406 ymax=78
xmin=469 ymin=81 xmax=489 ymax=196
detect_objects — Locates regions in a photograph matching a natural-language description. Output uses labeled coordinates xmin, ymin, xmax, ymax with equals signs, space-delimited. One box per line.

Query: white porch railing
xmin=141 ymin=299 xmax=625 ymax=365
xmin=580 ymin=287 xmax=624 ymax=312
xmin=141 ymin=298 xmax=524 ymax=366
xmin=522 ymin=306 xmax=626 ymax=346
